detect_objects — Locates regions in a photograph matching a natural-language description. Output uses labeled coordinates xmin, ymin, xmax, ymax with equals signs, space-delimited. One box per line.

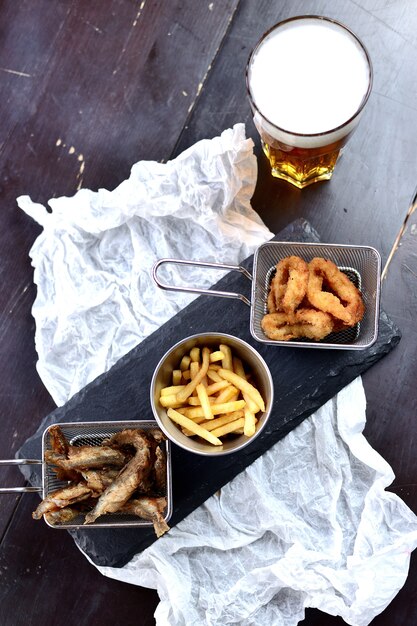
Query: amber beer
xmin=246 ymin=17 xmax=373 ymax=189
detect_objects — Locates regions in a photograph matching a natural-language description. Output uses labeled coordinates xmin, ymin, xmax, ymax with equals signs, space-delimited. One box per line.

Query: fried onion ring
xmin=267 ymin=256 xmax=309 ymax=314
xmin=261 ymin=309 xmax=334 ymax=342
xmin=307 ymin=258 xmax=365 ymax=326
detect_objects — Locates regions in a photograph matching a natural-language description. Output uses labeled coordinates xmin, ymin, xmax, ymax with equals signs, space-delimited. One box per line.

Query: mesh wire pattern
xmin=42 ymin=420 xmax=172 ymax=529
xmin=250 ymin=242 xmax=381 ymax=350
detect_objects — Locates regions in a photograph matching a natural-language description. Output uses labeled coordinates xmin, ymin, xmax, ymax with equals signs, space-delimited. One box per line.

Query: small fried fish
xmin=44 ymin=507 xmax=82 ymax=525
xmin=32 ymin=482 xmax=94 ymax=520
xmin=45 ymin=446 xmax=128 ymax=470
xmin=80 ymin=468 xmax=119 ymax=492
xmin=48 ymin=425 xmax=69 ymax=456
xmin=120 ymin=497 xmax=169 ymax=537
xmin=84 ymin=430 xmax=154 ymax=524
xmin=153 ymin=446 xmax=167 ymax=493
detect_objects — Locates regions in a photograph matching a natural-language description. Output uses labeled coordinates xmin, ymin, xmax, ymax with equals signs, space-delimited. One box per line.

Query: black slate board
xmin=18 ymin=219 xmax=401 ymax=568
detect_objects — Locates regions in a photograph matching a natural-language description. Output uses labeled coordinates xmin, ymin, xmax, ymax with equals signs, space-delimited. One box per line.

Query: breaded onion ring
xmin=261 ymin=309 xmax=334 ymax=342
xmin=307 ymin=258 xmax=365 ymax=326
xmin=267 ymin=256 xmax=309 ymax=314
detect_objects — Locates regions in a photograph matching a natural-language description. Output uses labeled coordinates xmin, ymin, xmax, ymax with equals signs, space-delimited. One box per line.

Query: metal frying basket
xmin=152 ymin=241 xmax=381 ymax=350
xmin=0 ymin=420 xmax=172 ymax=529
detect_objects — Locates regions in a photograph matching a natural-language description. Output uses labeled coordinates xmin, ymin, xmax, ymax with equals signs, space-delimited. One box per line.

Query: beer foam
xmin=248 ymin=18 xmax=371 ymax=144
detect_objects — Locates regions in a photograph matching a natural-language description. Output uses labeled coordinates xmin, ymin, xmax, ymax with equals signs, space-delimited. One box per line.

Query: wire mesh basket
xmin=153 ymin=242 xmax=381 ymax=350
xmin=251 ymin=241 xmax=381 ymax=349
xmin=0 ymin=420 xmax=172 ymax=529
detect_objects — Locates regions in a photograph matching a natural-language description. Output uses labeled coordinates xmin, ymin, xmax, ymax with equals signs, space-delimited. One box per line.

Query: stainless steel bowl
xmin=150 ymin=333 xmax=274 ymax=456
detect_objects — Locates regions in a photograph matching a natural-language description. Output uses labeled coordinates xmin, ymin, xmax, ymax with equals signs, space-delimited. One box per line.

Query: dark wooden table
xmin=0 ymin=1 xmax=416 ymax=624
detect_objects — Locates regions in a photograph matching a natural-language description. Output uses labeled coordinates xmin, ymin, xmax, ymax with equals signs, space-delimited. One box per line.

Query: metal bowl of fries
xmin=150 ymin=333 xmax=274 ymax=456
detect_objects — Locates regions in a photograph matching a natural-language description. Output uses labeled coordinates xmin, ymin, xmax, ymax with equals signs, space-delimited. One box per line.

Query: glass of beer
xmin=246 ymin=16 xmax=373 ymax=189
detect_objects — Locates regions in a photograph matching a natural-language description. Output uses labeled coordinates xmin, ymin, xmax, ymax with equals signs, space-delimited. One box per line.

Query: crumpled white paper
xmin=17 ymin=123 xmax=272 ymax=406
xmin=19 ymin=124 xmax=417 ymax=625
xmin=96 ymin=377 xmax=417 ymax=626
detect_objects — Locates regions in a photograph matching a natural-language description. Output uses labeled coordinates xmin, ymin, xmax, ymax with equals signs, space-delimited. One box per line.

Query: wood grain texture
xmin=173 ymin=0 xmax=417 ymax=260
xmin=0 ymin=0 xmax=238 ymax=622
xmin=1 ymin=0 xmax=417 ymax=624
xmin=0 ymin=0 xmax=238 ymax=533
xmin=16 ymin=223 xmax=400 ymax=568
xmin=0 ymin=494 xmax=159 ymax=626
xmin=358 ymin=204 xmax=417 ymax=625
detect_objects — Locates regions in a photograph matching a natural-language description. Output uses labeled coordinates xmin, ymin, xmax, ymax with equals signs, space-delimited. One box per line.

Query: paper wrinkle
xmin=19 ymin=125 xmax=417 ymax=625
xmin=98 ymin=378 xmax=417 ymax=626
xmin=17 ymin=123 xmax=272 ymax=406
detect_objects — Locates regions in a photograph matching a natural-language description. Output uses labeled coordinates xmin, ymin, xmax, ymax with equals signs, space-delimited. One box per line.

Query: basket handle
xmin=152 ymin=258 xmax=252 ymax=307
xmin=0 ymin=459 xmax=42 ymax=493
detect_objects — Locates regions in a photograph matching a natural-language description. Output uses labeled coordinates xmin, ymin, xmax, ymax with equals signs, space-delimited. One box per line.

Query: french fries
xmin=243 ymin=408 xmax=256 ymax=437
xmin=180 ymin=355 xmax=191 ymax=371
xmin=209 ymin=350 xmax=224 ymax=363
xmin=176 ymin=347 xmax=210 ymax=403
xmin=206 ymin=380 xmax=230 ymax=395
xmin=233 ymin=357 xmax=260 ymax=413
xmin=182 ymin=411 xmax=245 ymax=437
xmin=213 ymin=385 xmax=239 ymax=404
xmin=219 ymin=343 xmax=233 ymax=371
xmin=190 ymin=347 xmax=200 ymax=362
xmin=172 ymin=370 xmax=182 ymax=386
xmin=190 ymin=361 xmax=200 ymax=380
xmin=159 ymin=395 xmax=185 ymax=408
xmin=159 ymin=343 xmax=266 ymax=446
xmin=196 ymin=383 xmax=213 ymax=420
xmin=206 ymin=368 xmax=222 ymax=383
xmin=211 ymin=417 xmax=245 ymax=438
xmin=217 ymin=368 xmax=265 ymax=412
xmin=167 ymin=408 xmax=222 ymax=446
xmin=176 ymin=400 xmax=246 ymax=419
xmin=199 ymin=410 xmax=245 ymax=432
xmin=161 ymin=385 xmax=186 ymax=396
